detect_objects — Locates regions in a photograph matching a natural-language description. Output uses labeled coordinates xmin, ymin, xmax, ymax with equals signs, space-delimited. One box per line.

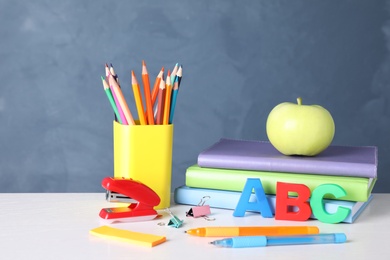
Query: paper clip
xmin=186 ymin=196 xmax=214 ymax=220
xmin=166 ymin=208 xmax=184 ymax=228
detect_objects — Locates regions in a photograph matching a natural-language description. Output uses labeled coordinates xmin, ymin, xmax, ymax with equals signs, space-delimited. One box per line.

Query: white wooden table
xmin=0 ymin=193 xmax=388 ymax=260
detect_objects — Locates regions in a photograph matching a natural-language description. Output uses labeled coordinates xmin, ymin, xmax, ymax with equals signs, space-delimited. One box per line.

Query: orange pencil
xmin=163 ymin=70 xmax=172 ymax=125
xmin=108 ymin=75 xmax=135 ymax=125
xmin=142 ymin=60 xmax=154 ymax=125
xmin=156 ymin=73 xmax=166 ymax=125
xmin=152 ymin=67 xmax=164 ymax=106
xmin=131 ymin=70 xmax=147 ymax=125
xmin=145 ymin=67 xmax=164 ymax=120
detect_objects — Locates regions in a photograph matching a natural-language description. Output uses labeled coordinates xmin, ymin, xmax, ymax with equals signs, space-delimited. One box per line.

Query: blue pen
xmin=209 ymin=233 xmax=347 ymax=248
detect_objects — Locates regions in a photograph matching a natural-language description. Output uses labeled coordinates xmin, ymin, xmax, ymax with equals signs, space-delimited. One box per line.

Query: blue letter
xmin=233 ymin=178 xmax=273 ymax=217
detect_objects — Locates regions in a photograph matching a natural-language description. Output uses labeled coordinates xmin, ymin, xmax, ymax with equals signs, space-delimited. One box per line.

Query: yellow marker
xmin=90 ymin=226 xmax=166 ymax=247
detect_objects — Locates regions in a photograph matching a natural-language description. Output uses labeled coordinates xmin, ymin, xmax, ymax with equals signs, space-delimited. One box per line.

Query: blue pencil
xmin=169 ymin=66 xmax=182 ymax=124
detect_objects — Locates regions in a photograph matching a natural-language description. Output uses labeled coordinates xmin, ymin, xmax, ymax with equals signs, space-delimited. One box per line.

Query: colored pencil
xmin=170 ymin=63 xmax=179 ymax=86
xmin=177 ymin=65 xmax=182 ymax=87
xmin=169 ymin=76 xmax=179 ymax=124
xmin=163 ymin=70 xmax=172 ymax=125
xmin=152 ymin=67 xmax=164 ymax=106
xmin=156 ymin=73 xmax=166 ymax=125
xmin=108 ymin=74 xmax=135 ymax=125
xmin=101 ymin=61 xmax=183 ymax=126
xmin=101 ymin=76 xmax=122 ymax=124
xmin=169 ymin=66 xmax=182 ymax=124
xmin=110 ymin=63 xmax=119 ymax=84
xmin=105 ymin=64 xmax=119 ymax=122
xmin=105 ymin=63 xmax=111 ymax=78
xmin=107 ymin=74 xmax=127 ymax=124
xmin=146 ymin=67 xmax=164 ymax=121
xmin=142 ymin=60 xmax=154 ymax=125
xmin=131 ymin=70 xmax=147 ymax=125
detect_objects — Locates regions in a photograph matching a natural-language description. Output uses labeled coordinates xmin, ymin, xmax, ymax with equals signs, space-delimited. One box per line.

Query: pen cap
xmin=334 ymin=233 xmax=347 ymax=243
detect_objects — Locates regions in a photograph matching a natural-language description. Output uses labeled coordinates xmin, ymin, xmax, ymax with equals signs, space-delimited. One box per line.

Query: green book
xmin=185 ymin=165 xmax=376 ymax=202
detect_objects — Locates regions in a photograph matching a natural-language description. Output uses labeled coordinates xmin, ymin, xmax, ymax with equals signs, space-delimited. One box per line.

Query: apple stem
xmin=297 ymin=97 xmax=302 ymax=105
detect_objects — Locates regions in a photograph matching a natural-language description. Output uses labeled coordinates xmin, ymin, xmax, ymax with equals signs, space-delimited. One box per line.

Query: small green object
xmin=165 ymin=208 xmax=183 ymax=228
xmin=168 ymin=215 xmax=184 ymax=228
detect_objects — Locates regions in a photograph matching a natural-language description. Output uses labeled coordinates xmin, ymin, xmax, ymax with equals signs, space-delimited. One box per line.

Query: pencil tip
xmin=142 ymin=61 xmax=148 ymax=74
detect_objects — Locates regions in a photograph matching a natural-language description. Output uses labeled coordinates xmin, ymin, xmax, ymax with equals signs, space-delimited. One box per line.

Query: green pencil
xmin=101 ymin=76 xmax=122 ymax=124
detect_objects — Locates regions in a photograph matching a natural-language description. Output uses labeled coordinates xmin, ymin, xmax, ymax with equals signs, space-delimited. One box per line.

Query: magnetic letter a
xmin=233 ymin=178 xmax=273 ymax=218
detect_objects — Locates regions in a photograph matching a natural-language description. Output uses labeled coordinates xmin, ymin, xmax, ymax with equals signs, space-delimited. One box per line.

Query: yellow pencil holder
xmin=113 ymin=121 xmax=173 ymax=209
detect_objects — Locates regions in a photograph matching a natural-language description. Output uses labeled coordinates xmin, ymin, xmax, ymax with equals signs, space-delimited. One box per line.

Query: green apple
xmin=266 ymin=97 xmax=335 ymax=156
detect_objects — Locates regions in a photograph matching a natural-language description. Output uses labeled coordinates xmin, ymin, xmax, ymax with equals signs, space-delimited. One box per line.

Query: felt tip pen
xmin=185 ymin=226 xmax=319 ymax=237
xmin=209 ymin=233 xmax=347 ymax=248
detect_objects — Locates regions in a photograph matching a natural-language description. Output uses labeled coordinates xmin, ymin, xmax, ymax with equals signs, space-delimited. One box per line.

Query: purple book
xmin=197 ymin=138 xmax=378 ymax=178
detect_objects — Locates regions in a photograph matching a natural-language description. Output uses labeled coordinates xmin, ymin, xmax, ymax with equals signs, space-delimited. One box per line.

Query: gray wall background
xmin=1 ymin=0 xmax=389 ymax=193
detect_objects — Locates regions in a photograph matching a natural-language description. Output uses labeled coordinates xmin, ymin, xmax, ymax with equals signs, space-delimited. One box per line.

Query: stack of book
xmin=174 ymin=138 xmax=378 ymax=223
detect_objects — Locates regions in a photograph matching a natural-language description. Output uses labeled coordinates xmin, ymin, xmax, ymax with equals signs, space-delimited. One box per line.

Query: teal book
xmin=174 ymin=185 xmax=374 ymax=223
xmin=185 ymin=164 xmax=376 ymax=202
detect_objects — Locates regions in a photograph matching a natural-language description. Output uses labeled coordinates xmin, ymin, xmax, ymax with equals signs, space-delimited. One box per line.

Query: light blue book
xmin=174 ymin=185 xmax=373 ymax=223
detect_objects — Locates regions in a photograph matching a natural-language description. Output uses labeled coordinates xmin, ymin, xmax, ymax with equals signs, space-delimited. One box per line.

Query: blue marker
xmin=209 ymin=233 xmax=347 ymax=248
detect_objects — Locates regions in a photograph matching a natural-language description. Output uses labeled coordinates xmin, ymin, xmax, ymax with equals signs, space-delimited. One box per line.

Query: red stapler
xmin=99 ymin=177 xmax=161 ymax=223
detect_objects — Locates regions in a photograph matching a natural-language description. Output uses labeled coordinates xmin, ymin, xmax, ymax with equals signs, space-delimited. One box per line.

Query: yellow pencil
xmin=131 ymin=70 xmax=147 ymax=125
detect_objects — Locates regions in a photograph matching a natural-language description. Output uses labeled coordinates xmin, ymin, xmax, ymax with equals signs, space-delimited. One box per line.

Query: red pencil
xmin=156 ymin=73 xmax=166 ymax=125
